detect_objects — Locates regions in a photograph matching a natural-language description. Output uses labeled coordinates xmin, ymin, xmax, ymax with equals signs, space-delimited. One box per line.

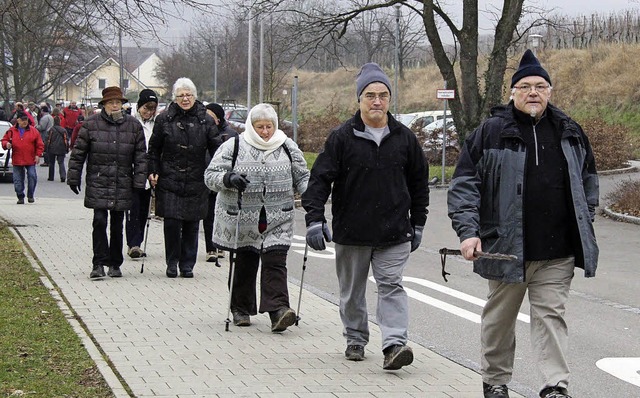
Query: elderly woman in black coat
xmin=148 ymin=78 xmax=220 ymax=278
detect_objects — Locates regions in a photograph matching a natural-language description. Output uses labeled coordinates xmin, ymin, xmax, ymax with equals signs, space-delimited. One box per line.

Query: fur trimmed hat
xmin=355 ymin=63 xmax=392 ymax=100
xmin=511 ymin=49 xmax=551 ymax=88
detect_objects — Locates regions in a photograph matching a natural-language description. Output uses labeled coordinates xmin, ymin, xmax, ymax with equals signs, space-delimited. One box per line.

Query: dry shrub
xmin=297 ymin=100 xmax=347 ymax=152
xmin=414 ymin=127 xmax=460 ymax=166
xmin=605 ymin=179 xmax=640 ymax=217
xmin=578 ymin=118 xmax=633 ymax=170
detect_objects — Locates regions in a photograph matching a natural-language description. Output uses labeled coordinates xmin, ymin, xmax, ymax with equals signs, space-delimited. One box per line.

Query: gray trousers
xmin=335 ymin=242 xmax=411 ymax=351
xmin=481 ymin=256 xmax=575 ymax=392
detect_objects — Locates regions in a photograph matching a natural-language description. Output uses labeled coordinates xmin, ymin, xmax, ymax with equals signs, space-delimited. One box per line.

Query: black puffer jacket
xmin=67 ymin=109 xmax=148 ymax=210
xmin=148 ymin=101 xmax=220 ymax=220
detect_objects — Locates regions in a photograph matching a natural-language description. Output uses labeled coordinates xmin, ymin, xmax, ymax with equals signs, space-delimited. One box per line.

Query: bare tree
xmin=237 ymin=0 xmax=531 ymax=142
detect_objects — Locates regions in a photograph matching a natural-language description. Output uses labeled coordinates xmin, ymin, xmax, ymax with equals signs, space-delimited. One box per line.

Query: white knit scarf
xmin=242 ymin=115 xmax=287 ymax=156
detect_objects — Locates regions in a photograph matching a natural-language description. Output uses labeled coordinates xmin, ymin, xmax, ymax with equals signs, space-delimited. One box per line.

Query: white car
xmin=0 ymin=120 xmax=13 ymax=180
xmin=396 ymin=110 xmax=452 ymax=132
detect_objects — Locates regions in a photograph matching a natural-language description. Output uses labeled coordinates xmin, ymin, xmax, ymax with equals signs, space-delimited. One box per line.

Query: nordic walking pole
xmin=140 ymin=188 xmax=155 ymax=273
xmin=225 ymin=189 xmax=243 ymax=331
xmin=295 ymin=242 xmax=309 ymax=326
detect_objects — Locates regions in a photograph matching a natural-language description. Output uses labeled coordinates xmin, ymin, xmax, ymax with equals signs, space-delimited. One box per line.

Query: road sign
xmin=437 ymin=89 xmax=455 ymax=99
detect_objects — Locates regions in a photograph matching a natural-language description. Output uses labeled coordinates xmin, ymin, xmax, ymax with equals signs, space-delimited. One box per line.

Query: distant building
xmin=55 ymin=47 xmax=164 ymax=106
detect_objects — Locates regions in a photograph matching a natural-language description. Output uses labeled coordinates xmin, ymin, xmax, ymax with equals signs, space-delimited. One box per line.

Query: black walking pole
xmin=140 ymin=188 xmax=155 ymax=274
xmin=295 ymin=242 xmax=309 ymax=326
xmin=225 ymin=190 xmax=243 ymax=331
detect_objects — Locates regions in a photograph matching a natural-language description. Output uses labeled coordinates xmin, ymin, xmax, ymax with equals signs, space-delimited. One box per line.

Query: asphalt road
xmin=1 ymin=160 xmax=639 ymax=398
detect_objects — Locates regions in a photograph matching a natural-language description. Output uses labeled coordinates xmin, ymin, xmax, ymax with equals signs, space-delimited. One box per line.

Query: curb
xmin=603 ymin=206 xmax=640 ymax=225
xmin=598 ymin=164 xmax=638 ymax=176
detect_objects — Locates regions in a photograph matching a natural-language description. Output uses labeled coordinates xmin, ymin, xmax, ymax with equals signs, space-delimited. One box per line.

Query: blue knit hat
xmin=356 ymin=63 xmax=392 ymax=101
xmin=511 ymin=49 xmax=551 ymax=88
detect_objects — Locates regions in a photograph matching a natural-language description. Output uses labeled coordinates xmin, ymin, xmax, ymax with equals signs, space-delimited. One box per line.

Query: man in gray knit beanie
xmin=302 ymin=63 xmax=429 ymax=371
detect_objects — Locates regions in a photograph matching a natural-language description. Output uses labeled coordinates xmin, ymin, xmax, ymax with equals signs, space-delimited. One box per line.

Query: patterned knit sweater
xmin=204 ymin=135 xmax=309 ymax=253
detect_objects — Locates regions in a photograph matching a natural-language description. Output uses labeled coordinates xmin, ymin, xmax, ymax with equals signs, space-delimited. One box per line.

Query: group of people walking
xmin=1 ymin=50 xmax=599 ymax=398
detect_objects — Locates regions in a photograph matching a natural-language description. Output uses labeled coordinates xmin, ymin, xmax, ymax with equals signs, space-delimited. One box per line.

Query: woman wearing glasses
xmin=148 ymin=78 xmax=221 ymax=278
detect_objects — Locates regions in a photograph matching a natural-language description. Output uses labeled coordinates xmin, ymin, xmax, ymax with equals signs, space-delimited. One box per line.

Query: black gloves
xmin=411 ymin=225 xmax=424 ymax=252
xmin=223 ymin=171 xmax=250 ymax=191
xmin=306 ymin=221 xmax=332 ymax=251
xmin=70 ymin=185 xmax=81 ymax=195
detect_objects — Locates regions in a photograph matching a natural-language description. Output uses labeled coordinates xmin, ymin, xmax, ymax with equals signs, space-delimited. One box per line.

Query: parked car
xmin=396 ymin=110 xmax=452 ymax=132
xmin=0 ymin=120 xmax=13 ymax=180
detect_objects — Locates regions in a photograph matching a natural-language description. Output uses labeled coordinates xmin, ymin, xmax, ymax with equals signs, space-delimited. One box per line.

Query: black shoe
xmin=47 ymin=178 xmax=54 ymax=181
xmin=40 ymin=163 xmax=48 ymax=167
xmin=382 ymin=344 xmax=413 ymax=370
xmin=16 ymin=198 xmax=24 ymax=204
xmin=269 ymin=307 xmax=296 ymax=332
xmin=90 ymin=265 xmax=106 ymax=279
xmin=540 ymin=386 xmax=571 ymax=398
xmin=27 ymin=197 xmax=34 ymax=203
xmin=232 ymin=311 xmax=251 ymax=326
xmin=166 ymin=266 xmax=178 ymax=278
xmin=180 ymin=270 xmax=194 ymax=278
xmin=61 ymin=178 xmax=65 ymax=182
xmin=206 ymin=251 xmax=217 ymax=262
xmin=483 ymin=382 xmax=510 ymax=398
xmin=127 ymin=246 xmax=143 ymax=259
xmin=107 ymin=266 xmax=122 ymax=278
xmin=345 ymin=345 xmax=365 ymax=361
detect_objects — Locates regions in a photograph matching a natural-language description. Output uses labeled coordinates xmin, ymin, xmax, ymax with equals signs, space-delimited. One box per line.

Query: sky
xmin=134 ymin=0 xmax=640 ymax=47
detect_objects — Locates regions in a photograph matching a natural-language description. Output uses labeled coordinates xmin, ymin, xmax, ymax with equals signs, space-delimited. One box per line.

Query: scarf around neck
xmin=242 ymin=118 xmax=287 ymax=156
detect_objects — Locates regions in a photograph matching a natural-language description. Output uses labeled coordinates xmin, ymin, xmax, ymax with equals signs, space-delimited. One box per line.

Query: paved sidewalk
xmin=0 ymin=196 xmax=525 ymax=398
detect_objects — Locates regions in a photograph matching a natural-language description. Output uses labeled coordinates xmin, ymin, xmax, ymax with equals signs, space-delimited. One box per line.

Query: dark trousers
xmin=92 ymin=209 xmax=125 ymax=267
xmin=48 ymin=153 xmax=66 ymax=181
xmin=125 ymin=188 xmax=152 ymax=248
xmin=163 ymin=218 xmax=199 ymax=272
xmin=230 ymin=250 xmax=290 ymax=315
xmin=203 ymin=192 xmax=217 ymax=252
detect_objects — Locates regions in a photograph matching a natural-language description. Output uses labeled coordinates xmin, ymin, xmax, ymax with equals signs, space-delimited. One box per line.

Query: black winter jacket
xmin=67 ymin=109 xmax=148 ymax=211
xmin=46 ymin=125 xmax=68 ymax=156
xmin=302 ymin=111 xmax=429 ymax=246
xmin=148 ymin=101 xmax=220 ymax=220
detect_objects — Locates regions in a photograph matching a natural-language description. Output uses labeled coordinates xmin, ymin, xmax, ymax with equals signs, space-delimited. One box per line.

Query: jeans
xmin=92 ymin=209 xmax=125 ymax=267
xmin=13 ymin=165 xmax=37 ymax=199
xmin=125 ymin=188 xmax=152 ymax=248
xmin=48 ymin=153 xmax=66 ymax=181
xmin=163 ymin=218 xmax=199 ymax=272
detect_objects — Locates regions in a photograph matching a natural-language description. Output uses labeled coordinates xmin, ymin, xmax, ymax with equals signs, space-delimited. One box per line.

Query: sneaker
xmin=206 ymin=251 xmax=217 ymax=262
xmin=16 ymin=198 xmax=24 ymax=204
xmin=345 ymin=345 xmax=365 ymax=361
xmin=382 ymin=344 xmax=413 ymax=370
xmin=217 ymin=249 xmax=225 ymax=258
xmin=483 ymin=382 xmax=510 ymax=398
xmin=107 ymin=266 xmax=122 ymax=278
xmin=127 ymin=246 xmax=143 ymax=259
xmin=269 ymin=307 xmax=296 ymax=332
xmin=232 ymin=311 xmax=251 ymax=326
xmin=540 ymin=386 xmax=571 ymax=398
xmin=27 ymin=197 xmax=34 ymax=203
xmin=90 ymin=265 xmax=106 ymax=279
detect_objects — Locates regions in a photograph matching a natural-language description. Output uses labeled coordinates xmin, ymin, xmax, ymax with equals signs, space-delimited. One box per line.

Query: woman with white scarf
xmin=204 ymin=103 xmax=309 ymax=333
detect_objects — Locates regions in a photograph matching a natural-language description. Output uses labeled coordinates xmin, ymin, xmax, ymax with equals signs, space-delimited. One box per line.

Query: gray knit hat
xmin=355 ymin=63 xmax=392 ymax=101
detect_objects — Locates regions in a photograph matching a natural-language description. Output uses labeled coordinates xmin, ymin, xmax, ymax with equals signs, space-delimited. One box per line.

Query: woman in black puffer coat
xmin=148 ymin=78 xmax=220 ymax=278
xmin=67 ymin=86 xmax=148 ymax=279
xmin=46 ymin=116 xmax=69 ymax=182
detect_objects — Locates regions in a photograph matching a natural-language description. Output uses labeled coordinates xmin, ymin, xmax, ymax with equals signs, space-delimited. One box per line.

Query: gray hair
xmin=250 ymin=103 xmax=278 ymax=126
xmin=172 ymin=77 xmax=198 ymax=100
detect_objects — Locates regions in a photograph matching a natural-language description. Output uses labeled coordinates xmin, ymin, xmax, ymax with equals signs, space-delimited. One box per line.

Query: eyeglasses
xmin=363 ymin=92 xmax=390 ymax=102
xmin=513 ymin=84 xmax=550 ymax=94
xmin=176 ymin=94 xmax=194 ymax=100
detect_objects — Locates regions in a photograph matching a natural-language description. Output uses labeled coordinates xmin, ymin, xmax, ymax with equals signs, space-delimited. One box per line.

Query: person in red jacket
xmin=63 ymin=101 xmax=81 ymax=134
xmin=1 ymin=111 xmax=45 ymax=204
